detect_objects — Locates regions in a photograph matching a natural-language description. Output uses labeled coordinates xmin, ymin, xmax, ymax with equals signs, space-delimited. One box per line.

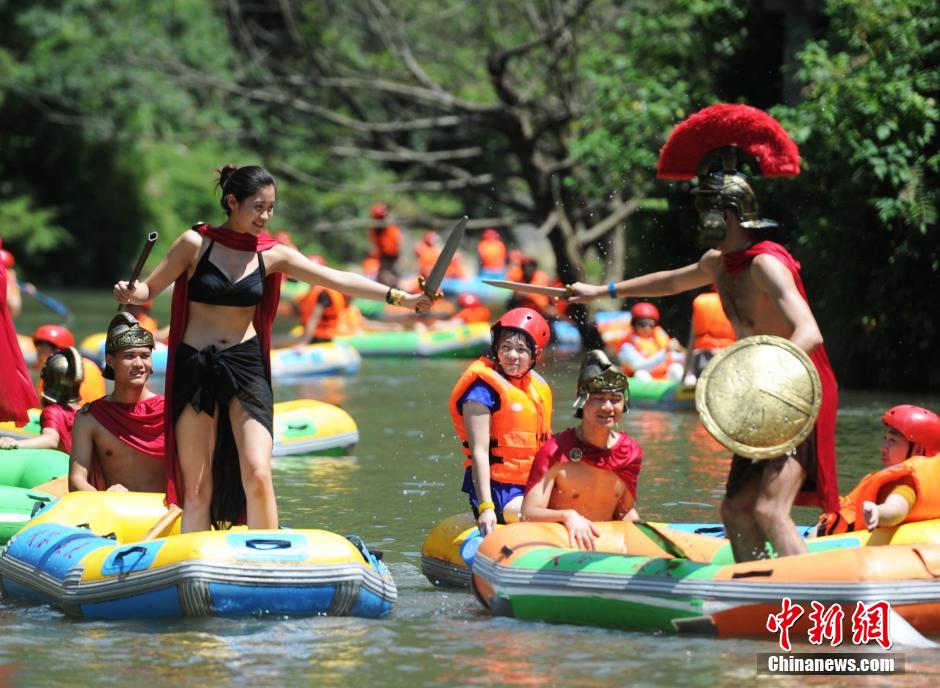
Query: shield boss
xmin=695 ymin=335 xmax=822 ymax=460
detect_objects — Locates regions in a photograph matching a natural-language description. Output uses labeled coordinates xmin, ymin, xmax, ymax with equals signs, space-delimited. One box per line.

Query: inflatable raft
xmin=471 ymin=520 xmax=940 ymax=637
xmin=421 ymin=512 xmax=480 ymax=587
xmin=336 ymin=322 xmax=491 ymax=358
xmin=78 ymin=333 xmax=361 ymax=378
xmin=628 ymin=378 xmax=696 ymax=411
xmin=0 ymin=400 xmax=358 ymax=457
xmin=0 ymin=449 xmax=69 ymax=544
xmin=0 ymin=491 xmax=396 ymax=620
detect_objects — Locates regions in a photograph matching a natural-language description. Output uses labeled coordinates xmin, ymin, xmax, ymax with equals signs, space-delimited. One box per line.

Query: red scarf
xmin=0 ymin=239 xmax=39 ymax=425
xmin=163 ymin=224 xmax=282 ymax=508
xmin=721 ymin=240 xmax=839 ymax=512
xmin=526 ymin=427 xmax=643 ymax=498
xmin=86 ymin=394 xmax=165 ymax=491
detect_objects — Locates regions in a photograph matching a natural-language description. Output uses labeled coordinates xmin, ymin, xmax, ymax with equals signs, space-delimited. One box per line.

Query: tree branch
xmin=330 ymin=145 xmax=483 ymax=163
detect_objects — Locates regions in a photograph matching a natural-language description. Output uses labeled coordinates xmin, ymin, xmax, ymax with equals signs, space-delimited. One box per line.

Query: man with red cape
xmin=567 ymin=104 xmax=838 ymax=562
xmin=69 ymin=313 xmax=165 ymax=493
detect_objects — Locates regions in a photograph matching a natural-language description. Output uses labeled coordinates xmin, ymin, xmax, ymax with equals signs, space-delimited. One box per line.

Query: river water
xmin=4 ymin=292 xmax=939 ymax=686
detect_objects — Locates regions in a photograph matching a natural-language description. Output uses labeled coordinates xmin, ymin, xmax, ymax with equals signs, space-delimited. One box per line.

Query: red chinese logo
xmin=807 ymin=601 xmax=845 ymax=646
xmin=767 ymin=599 xmax=893 ymax=649
xmin=766 ymin=597 xmax=805 ymax=651
xmin=851 ymin=600 xmax=892 ymax=650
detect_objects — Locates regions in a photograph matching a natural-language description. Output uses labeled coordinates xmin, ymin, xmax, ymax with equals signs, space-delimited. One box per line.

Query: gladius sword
xmin=418 ymin=215 xmax=468 ymax=300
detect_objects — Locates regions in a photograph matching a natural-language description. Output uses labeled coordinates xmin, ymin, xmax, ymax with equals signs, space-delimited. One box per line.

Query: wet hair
xmin=217 ymin=165 xmax=277 ymax=214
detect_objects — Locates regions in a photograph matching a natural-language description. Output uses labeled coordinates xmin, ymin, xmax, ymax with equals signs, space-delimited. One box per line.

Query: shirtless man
xmin=568 ymin=166 xmax=838 ymax=561
xmin=522 ymin=350 xmax=642 ymax=550
xmin=69 ymin=313 xmax=165 ymax=492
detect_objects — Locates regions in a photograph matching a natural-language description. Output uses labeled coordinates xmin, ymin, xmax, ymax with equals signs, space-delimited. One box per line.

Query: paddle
xmin=118 ymin=231 xmax=158 ymax=313
xmin=17 ymin=279 xmax=73 ymax=322
xmin=142 ymin=504 xmax=182 ymax=541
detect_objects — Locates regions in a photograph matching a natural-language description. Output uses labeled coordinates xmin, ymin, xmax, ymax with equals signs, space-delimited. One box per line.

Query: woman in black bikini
xmin=114 ymin=165 xmax=431 ymax=532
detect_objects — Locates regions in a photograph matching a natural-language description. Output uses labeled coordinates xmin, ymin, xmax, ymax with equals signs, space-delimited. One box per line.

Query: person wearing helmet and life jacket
xmin=415 ymin=231 xmax=442 ymax=280
xmin=368 ymin=203 xmax=402 ymax=285
xmin=618 ymin=302 xmax=686 ymax=382
xmin=32 ymin=324 xmax=106 ymax=405
xmin=449 ymin=308 xmax=553 ymax=535
xmin=477 ymin=228 xmax=507 ymax=278
xmin=454 ymin=293 xmax=491 ymax=325
xmin=522 ymin=350 xmax=642 ymax=550
xmin=0 ymin=347 xmax=84 ymax=453
xmin=816 ymin=405 xmax=940 ymax=536
xmin=293 ymin=256 xmax=349 ymax=344
xmin=507 ymin=258 xmax=555 ymax=317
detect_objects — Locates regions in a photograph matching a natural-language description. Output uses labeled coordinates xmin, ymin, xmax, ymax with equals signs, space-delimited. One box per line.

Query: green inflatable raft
xmin=0 ymin=448 xmax=69 ymax=544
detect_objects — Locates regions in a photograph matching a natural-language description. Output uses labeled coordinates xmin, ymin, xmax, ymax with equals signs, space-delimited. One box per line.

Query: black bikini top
xmin=188 ymin=241 xmax=266 ymax=307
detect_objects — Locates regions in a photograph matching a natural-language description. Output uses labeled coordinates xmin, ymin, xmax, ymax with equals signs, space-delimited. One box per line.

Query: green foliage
xmin=774 ymin=0 xmax=940 ymax=389
xmin=0 ymin=195 xmax=70 ymax=255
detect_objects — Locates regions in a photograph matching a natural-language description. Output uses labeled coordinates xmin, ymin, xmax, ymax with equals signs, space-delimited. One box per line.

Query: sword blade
xmin=423 ymin=216 xmax=468 ymax=295
xmin=482 ymin=279 xmax=568 ymax=298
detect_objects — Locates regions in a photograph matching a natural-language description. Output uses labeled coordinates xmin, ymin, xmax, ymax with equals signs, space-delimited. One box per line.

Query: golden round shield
xmin=695 ymin=335 xmax=822 ymax=460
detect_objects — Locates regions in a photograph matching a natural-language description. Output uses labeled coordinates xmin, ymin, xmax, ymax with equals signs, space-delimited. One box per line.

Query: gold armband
xmin=385 ymin=287 xmax=407 ymax=307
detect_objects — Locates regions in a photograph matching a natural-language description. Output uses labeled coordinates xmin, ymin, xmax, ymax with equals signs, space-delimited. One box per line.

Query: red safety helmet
xmin=883 ymin=405 xmax=940 ymax=456
xmin=631 ymin=302 xmax=660 ymax=323
xmin=423 ymin=231 xmax=440 ymax=245
xmin=370 ymin=203 xmax=389 ymax=219
xmin=482 ymin=228 xmax=500 ymax=241
xmin=0 ymin=248 xmax=14 ymax=269
xmin=491 ymin=307 xmax=550 ymax=361
xmin=32 ymin=324 xmax=75 ymax=349
xmin=458 ymin=293 xmax=480 ymax=309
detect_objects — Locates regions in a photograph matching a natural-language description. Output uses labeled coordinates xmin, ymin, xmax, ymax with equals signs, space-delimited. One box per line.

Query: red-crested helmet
xmin=631 ymin=302 xmax=660 ymax=322
xmin=0 ymin=248 xmax=14 ymax=269
xmin=491 ymin=307 xmax=550 ymax=360
xmin=32 ymin=324 xmax=75 ymax=349
xmin=370 ymin=203 xmax=389 ymax=219
xmin=883 ymin=405 xmax=940 ymax=456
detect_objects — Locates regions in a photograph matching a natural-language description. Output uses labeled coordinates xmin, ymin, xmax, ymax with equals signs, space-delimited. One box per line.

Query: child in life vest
xmin=449 ymin=308 xmax=553 ymax=536
xmin=0 ymin=347 xmax=83 ymax=453
xmin=816 ymin=405 xmax=940 ymax=535
xmin=618 ymin=302 xmax=685 ymax=382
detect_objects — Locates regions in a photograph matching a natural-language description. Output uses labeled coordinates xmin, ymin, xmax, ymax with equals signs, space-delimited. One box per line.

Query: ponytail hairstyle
xmin=216 ymin=165 xmax=277 ymax=214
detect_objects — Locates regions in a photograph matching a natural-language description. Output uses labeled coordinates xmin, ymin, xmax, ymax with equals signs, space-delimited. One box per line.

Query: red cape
xmin=163 ymin=224 xmax=282 ymax=509
xmin=722 ymin=240 xmax=839 ymax=512
xmin=87 ymin=395 xmax=165 ymax=490
xmin=526 ymin=427 xmax=643 ymax=499
xmin=0 ymin=240 xmax=39 ymax=425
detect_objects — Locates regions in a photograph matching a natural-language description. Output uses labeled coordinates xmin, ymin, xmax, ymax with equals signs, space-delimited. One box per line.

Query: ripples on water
xmin=3 ymin=356 xmax=939 ymax=686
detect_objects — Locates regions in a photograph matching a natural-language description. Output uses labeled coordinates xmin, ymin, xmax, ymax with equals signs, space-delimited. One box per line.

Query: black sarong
xmin=172 ymin=336 xmax=273 ymax=527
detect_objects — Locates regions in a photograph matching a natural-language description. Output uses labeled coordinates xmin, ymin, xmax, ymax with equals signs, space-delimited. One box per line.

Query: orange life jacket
xmin=817 ymin=455 xmax=940 ymax=535
xmin=692 ymin=292 xmax=735 ymax=350
xmin=621 ymin=326 xmax=672 ymax=378
xmin=478 ymin=239 xmax=507 ymax=271
xmin=136 ymin=314 xmax=159 ymax=335
xmin=449 ymin=357 xmax=553 ymax=485
xmin=415 ymin=241 xmax=440 ymax=279
xmin=370 ymin=224 xmax=401 ymax=258
xmin=296 ymin=286 xmax=347 ymax=341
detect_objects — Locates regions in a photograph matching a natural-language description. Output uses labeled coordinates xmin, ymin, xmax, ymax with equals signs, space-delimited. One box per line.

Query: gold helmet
xmin=573 ymin=349 xmax=629 ymax=418
xmin=691 ymin=147 xmax=778 ymax=231
xmin=40 ymin=346 xmax=84 ymax=405
xmin=103 ymin=312 xmax=154 ymax=380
